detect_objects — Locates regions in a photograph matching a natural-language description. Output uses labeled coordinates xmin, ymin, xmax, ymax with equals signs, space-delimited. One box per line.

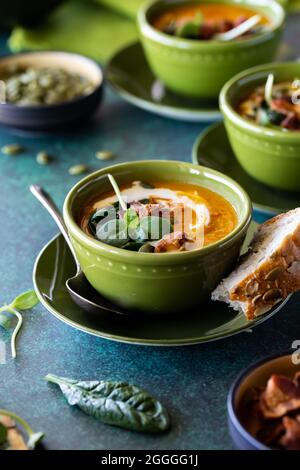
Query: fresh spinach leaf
xmin=89 ymin=204 xmax=118 ymax=236
xmin=122 ymin=241 xmax=145 ymax=251
xmin=176 ymin=12 xmax=202 ymax=39
xmin=96 ymin=219 xmax=129 ymax=247
xmin=123 ymin=208 xmax=139 ymax=229
xmin=267 ymin=109 xmax=286 ymax=125
xmin=45 ymin=374 xmax=170 ymax=434
xmin=138 ymin=216 xmax=172 ymax=241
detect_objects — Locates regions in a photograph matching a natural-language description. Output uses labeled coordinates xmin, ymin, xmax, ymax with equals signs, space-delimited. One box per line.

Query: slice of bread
xmin=212 ymin=208 xmax=300 ymax=320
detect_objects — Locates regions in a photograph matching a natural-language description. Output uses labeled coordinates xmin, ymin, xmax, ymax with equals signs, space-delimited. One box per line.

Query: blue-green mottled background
xmin=1 ymin=16 xmax=300 ymax=449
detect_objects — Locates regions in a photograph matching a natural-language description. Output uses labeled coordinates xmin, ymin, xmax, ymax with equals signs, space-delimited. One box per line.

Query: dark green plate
xmin=106 ymin=42 xmax=221 ymax=122
xmin=192 ymin=122 xmax=300 ymax=216
xmin=32 ymin=229 xmax=290 ymax=346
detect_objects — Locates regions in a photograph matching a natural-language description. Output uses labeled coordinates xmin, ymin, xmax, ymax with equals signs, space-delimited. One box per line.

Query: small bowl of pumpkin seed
xmin=0 ymin=51 xmax=103 ymax=130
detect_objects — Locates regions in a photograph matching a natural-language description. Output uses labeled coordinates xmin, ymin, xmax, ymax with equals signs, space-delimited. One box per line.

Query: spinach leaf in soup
xmin=88 ymin=201 xmax=120 ymax=236
xmin=96 ymin=218 xmax=129 ymax=247
xmin=45 ymin=374 xmax=170 ymax=433
xmin=136 ymin=216 xmax=172 ymax=241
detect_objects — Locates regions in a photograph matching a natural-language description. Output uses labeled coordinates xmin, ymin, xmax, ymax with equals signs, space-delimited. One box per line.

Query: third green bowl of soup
xmin=220 ymin=62 xmax=300 ymax=191
xmin=63 ymin=160 xmax=251 ymax=314
xmin=138 ymin=0 xmax=285 ymax=99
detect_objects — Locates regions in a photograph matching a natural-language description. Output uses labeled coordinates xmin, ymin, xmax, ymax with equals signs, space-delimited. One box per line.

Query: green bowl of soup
xmin=63 ymin=160 xmax=251 ymax=314
xmin=220 ymin=62 xmax=300 ymax=191
xmin=137 ymin=0 xmax=285 ymax=99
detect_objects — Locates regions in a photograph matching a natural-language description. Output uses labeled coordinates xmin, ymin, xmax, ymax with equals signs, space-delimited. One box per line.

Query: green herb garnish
xmin=90 ymin=175 xmax=173 ymax=250
xmin=45 ymin=374 xmax=170 ymax=433
xmin=0 ymin=290 xmax=39 ymax=359
xmin=176 ymin=12 xmax=203 ymax=39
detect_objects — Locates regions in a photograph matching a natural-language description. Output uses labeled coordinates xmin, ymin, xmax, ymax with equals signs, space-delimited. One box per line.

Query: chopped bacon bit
xmin=250 ymin=371 xmax=300 ymax=450
xmin=217 ymin=20 xmax=233 ymax=33
xmin=281 ymin=113 xmax=299 ymax=130
xmin=259 ymin=374 xmax=300 ymax=419
xmin=129 ymin=202 xmax=171 ymax=220
xmin=271 ymin=98 xmax=294 ymax=114
xmin=154 ymin=231 xmax=188 ymax=253
xmin=200 ymin=22 xmax=216 ymax=40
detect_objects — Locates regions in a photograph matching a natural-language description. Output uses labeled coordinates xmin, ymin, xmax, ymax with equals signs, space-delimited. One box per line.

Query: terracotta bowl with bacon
xmin=228 ymin=351 xmax=300 ymax=450
xmin=220 ymin=62 xmax=300 ymax=191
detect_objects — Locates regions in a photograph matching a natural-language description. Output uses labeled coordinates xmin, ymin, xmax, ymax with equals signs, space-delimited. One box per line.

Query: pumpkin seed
xmin=252 ymin=294 xmax=262 ymax=305
xmin=2 ymin=66 xmax=95 ymax=106
xmin=68 ymin=164 xmax=89 ymax=176
xmin=95 ymin=151 xmax=115 ymax=161
xmin=254 ymin=305 xmax=272 ymax=317
xmin=263 ymin=288 xmax=282 ymax=302
xmin=264 ymin=266 xmax=283 ymax=281
xmin=1 ymin=143 xmax=24 ymax=155
xmin=36 ymin=151 xmax=51 ymax=165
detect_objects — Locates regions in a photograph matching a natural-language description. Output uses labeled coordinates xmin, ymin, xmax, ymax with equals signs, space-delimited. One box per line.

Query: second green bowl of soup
xmin=220 ymin=62 xmax=300 ymax=191
xmin=63 ymin=161 xmax=251 ymax=314
xmin=138 ymin=0 xmax=285 ymax=99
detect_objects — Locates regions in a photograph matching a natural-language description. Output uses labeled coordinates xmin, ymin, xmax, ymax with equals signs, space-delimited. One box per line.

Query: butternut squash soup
xmin=80 ymin=180 xmax=237 ymax=253
xmin=237 ymin=77 xmax=300 ymax=131
xmin=153 ymin=2 xmax=271 ymax=40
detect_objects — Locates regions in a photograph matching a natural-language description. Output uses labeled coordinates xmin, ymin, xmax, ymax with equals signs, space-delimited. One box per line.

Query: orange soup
xmin=80 ymin=180 xmax=237 ymax=253
xmin=153 ymin=2 xmax=270 ymax=40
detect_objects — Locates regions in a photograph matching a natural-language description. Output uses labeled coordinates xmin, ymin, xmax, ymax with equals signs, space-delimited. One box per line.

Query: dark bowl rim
xmin=227 ymin=349 xmax=294 ymax=451
xmin=0 ymin=50 xmax=103 ymax=111
xmin=220 ymin=61 xmax=300 ymax=143
xmin=138 ymin=0 xmax=285 ymax=49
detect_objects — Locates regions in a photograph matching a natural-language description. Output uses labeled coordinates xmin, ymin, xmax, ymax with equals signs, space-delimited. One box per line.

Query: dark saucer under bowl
xmin=0 ymin=51 xmax=103 ymax=131
xmin=228 ymin=351 xmax=300 ymax=450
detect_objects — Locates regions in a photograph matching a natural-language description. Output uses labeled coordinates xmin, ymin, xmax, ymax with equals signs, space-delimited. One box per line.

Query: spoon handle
xmin=30 ymin=184 xmax=80 ymax=271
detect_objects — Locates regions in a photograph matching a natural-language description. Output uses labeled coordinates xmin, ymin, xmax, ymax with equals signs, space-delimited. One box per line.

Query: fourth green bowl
xmin=220 ymin=62 xmax=300 ymax=191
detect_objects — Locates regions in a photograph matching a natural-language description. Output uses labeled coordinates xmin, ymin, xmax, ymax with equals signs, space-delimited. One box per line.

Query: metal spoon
xmin=214 ymin=14 xmax=262 ymax=41
xmin=30 ymin=184 xmax=129 ymax=316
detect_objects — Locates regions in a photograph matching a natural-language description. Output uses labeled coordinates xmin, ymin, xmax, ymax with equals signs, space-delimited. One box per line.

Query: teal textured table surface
xmin=1 ymin=17 xmax=300 ymax=450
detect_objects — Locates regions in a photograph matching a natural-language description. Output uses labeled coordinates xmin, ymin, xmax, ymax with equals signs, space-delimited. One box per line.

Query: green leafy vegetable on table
xmin=45 ymin=374 xmax=170 ymax=433
xmin=0 ymin=290 xmax=39 ymax=359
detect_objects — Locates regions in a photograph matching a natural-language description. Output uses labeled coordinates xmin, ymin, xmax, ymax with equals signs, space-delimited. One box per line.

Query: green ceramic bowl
xmin=63 ymin=161 xmax=251 ymax=314
xmin=220 ymin=62 xmax=300 ymax=191
xmin=137 ymin=0 xmax=285 ymax=99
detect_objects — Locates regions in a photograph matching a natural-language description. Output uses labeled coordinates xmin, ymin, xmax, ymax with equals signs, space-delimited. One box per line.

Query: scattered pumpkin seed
xmin=1 ymin=143 xmax=24 ymax=155
xmin=68 ymin=164 xmax=89 ymax=176
xmin=36 ymin=151 xmax=51 ymax=165
xmin=95 ymin=150 xmax=115 ymax=161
